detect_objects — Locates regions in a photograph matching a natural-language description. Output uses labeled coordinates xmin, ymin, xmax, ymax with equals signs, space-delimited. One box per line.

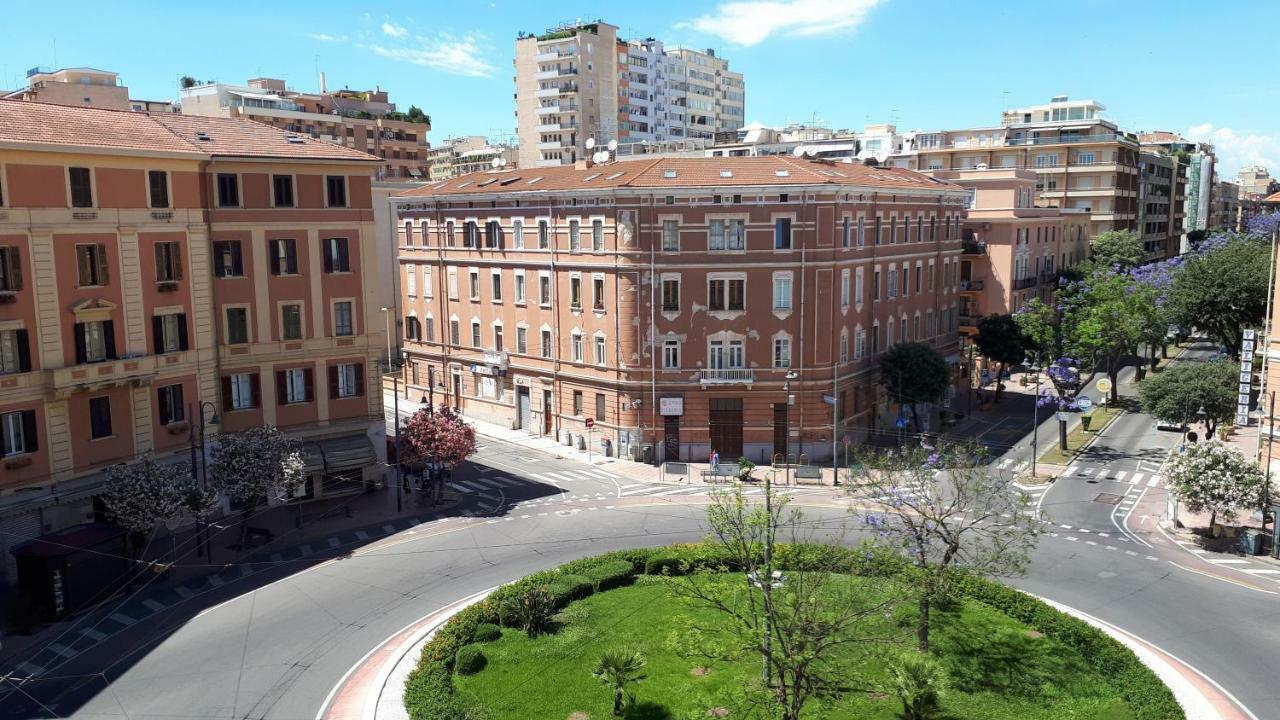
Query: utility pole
xmin=392 ymin=370 xmax=403 ymax=514
xmin=1031 ymin=371 xmax=1040 ymax=478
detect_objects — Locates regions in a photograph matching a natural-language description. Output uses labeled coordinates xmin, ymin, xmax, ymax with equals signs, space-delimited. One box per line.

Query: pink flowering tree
xmin=101 ymin=455 xmax=195 ymax=560
xmin=400 ymin=406 xmax=477 ymax=502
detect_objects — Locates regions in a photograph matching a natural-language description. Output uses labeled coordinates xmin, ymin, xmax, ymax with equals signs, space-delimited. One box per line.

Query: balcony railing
xmin=1005 ymin=133 xmax=1131 ymax=147
xmin=961 ymin=240 xmax=986 ymax=255
xmin=959 ymin=279 xmax=984 ymax=291
xmin=959 ymin=315 xmax=980 ymax=328
xmin=700 ymin=368 xmax=754 ymax=385
xmin=1013 ymin=276 xmax=1038 ymax=290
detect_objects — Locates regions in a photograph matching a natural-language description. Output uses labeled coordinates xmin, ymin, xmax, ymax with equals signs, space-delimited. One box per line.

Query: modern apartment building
xmin=392 ymin=157 xmax=968 ymax=465
xmin=923 ymin=169 xmax=1089 ymax=333
xmin=896 ymin=98 xmax=1141 ymax=240
xmin=3 ymin=67 xmax=131 ymax=109
xmin=1238 ymin=165 xmax=1278 ymax=199
xmin=0 ymin=101 xmax=386 ymax=583
xmin=514 ymin=21 xmax=744 ymax=169
xmin=180 ymin=77 xmax=431 ymax=180
xmin=427 ymin=136 xmax=518 ymax=181
xmin=1139 ymin=132 xmax=1217 ymax=243
xmin=1214 ymin=181 xmax=1242 ymax=231
xmin=1137 ymin=151 xmax=1187 ymax=260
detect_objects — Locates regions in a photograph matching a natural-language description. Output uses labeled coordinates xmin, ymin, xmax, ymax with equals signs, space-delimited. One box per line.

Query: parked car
xmin=1155 ymin=419 xmax=1187 ymax=432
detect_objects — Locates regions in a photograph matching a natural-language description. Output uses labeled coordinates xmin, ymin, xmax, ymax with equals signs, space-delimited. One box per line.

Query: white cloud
xmin=382 ymin=22 xmax=409 ymax=39
xmin=679 ymin=0 xmax=883 ymax=46
xmin=370 ymin=34 xmax=494 ymax=78
xmin=306 ymin=32 xmax=347 ymax=43
xmin=1185 ymin=123 xmax=1280 ymax=178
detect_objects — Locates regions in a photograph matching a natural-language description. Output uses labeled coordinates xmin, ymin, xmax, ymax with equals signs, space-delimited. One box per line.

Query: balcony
xmin=959 ymin=279 xmax=984 ymax=292
xmin=1013 ymin=276 xmax=1038 ymax=290
xmin=700 ymin=368 xmax=754 ymax=386
xmin=535 ymin=66 xmax=578 ymax=80
xmin=48 ymin=354 xmax=162 ymax=398
xmin=537 ymin=122 xmax=562 ymax=132
xmin=961 ymin=240 xmax=987 ymax=255
xmin=536 ymin=104 xmax=577 ymax=116
xmin=536 ymin=140 xmax=565 ymax=150
xmin=535 ymin=84 xmax=578 ymax=98
xmin=535 ymin=49 xmax=576 ymax=63
xmin=959 ymin=315 xmax=980 ymax=330
xmin=484 ymin=350 xmax=509 ymax=370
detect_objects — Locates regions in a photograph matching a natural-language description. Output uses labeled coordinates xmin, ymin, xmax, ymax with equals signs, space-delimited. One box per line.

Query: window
xmin=0 ymin=329 xmax=30 ymax=375
xmin=569 ymin=219 xmax=582 ymax=252
xmin=662 ymin=277 xmax=680 ymax=312
xmin=855 ymin=267 xmax=864 ymax=305
xmin=890 ymin=217 xmax=897 ymax=244
xmin=915 ymin=264 xmax=923 ymax=294
xmin=273 ymin=175 xmax=294 ymax=207
xmin=270 ymin=239 xmax=299 ymax=275
xmin=538 ymin=220 xmax=550 ymax=249
xmin=469 ymin=269 xmax=480 ymax=300
xmin=840 ymin=270 xmax=850 ymax=308
xmin=154 ymin=242 xmax=182 ymax=283
xmin=663 ymin=340 xmax=679 ymax=369
xmin=592 ymin=219 xmax=604 ymax=251
xmin=323 ymin=238 xmax=350 ymax=273
xmin=662 ymin=220 xmax=679 ymax=251
xmin=709 ymin=278 xmax=745 ymax=312
xmin=216 ymin=173 xmax=239 ymax=207
xmin=450 ymin=318 xmax=460 ymax=345
xmin=571 ymin=331 xmax=584 ymax=362
xmin=573 ymin=390 xmax=583 ymax=416
xmin=0 ymin=247 xmax=21 ymax=291
xmin=75 ymin=320 xmax=114 ymax=363
xmin=774 ymin=217 xmax=792 ymax=249
xmin=595 ymin=393 xmax=606 ymax=421
xmin=422 ymin=266 xmax=432 ymax=298
xmin=871 ymin=323 xmax=880 ymax=354
xmin=594 ymin=334 xmax=606 ymax=366
xmin=516 ymin=326 xmax=528 ymax=354
xmin=855 ymin=328 xmax=866 ymax=359
xmin=511 ymin=219 xmax=524 ymax=249
xmin=840 ymin=332 xmax=849 ymax=363
xmin=709 ymin=219 xmax=726 ymax=250
xmin=872 ymin=269 xmax=881 ymax=301
xmin=726 ymin=219 xmax=745 ymax=250
xmin=226 ymin=308 xmax=249 ymax=344
xmin=447 ymin=268 xmax=459 ymax=300
xmin=888 ymin=268 xmax=898 ymax=298
xmin=773 ymin=274 xmax=792 ymax=311
xmin=463 ymin=221 xmax=479 ymax=247
xmin=76 ymin=244 xmax=108 ymax=287
xmin=153 ymin=313 xmax=187 ymax=354
xmin=842 ymin=216 xmax=851 ymax=248
xmin=69 ymin=167 xmax=93 ymax=208
xmin=334 ymin=301 xmax=354 ymax=336
xmin=446 ymin=221 xmax=457 ymax=247
xmin=570 ymin=276 xmax=582 ymax=310
xmin=491 ymin=271 xmax=503 ymax=302
xmin=325 ymin=175 xmax=347 ymax=207
xmin=89 ymin=396 xmax=112 ymax=439
xmin=280 ymin=368 xmax=312 ymax=404
xmin=424 ymin=316 xmax=434 ymax=342
xmin=406 ymin=263 xmax=417 ymax=296
xmin=592 ymin=276 xmax=605 ymax=310
xmin=0 ymin=410 xmax=36 ymax=456
xmin=148 ymin=170 xmax=169 ymax=208
xmin=158 ymin=384 xmax=185 ymax=425
xmin=541 ymin=329 xmax=553 ymax=358
xmin=539 ymin=274 xmax=552 ymax=306
xmin=493 ymin=324 xmax=504 ymax=351
xmin=485 ymin=220 xmax=501 ymax=249
xmin=471 ymin=320 xmax=482 ymax=347
xmin=281 ymin=304 xmax=303 ymax=340
xmin=515 ymin=271 xmax=526 ymax=304
xmin=875 ymin=217 xmax=883 ymax=245
xmin=900 ymin=263 xmax=909 ymax=297
xmin=773 ymin=337 xmax=791 ymax=368
xmin=331 ymin=363 xmax=363 ymax=398
xmin=213 ymin=241 xmax=243 ymax=277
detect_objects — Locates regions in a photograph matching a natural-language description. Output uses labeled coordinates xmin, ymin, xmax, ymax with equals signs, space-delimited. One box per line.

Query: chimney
xmin=574 ymin=159 xmax=589 ymax=170
xmin=319 ymin=71 xmax=327 ymax=94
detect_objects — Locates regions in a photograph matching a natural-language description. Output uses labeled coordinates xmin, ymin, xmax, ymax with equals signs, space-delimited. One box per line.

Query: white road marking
xmin=1206 ymin=559 xmax=1251 ymax=565
xmin=1113 ymin=470 xmax=1127 ymax=482
xmin=15 ymin=662 xmax=44 ymax=676
xmin=1240 ymin=568 xmax=1280 ymax=575
xmin=174 ymin=586 xmax=195 ymax=600
xmin=1081 ymin=467 xmax=1095 ymax=475
xmin=1148 ymin=474 xmax=1162 ymax=487
xmin=1065 ymin=465 xmax=1079 ymax=475
xmin=49 ymin=643 xmax=75 ymax=658
xmin=109 ymin=613 xmax=136 ymax=626
xmin=1131 ymin=472 xmax=1145 ymax=485
xmin=620 ymin=483 xmax=644 ymax=489
xmin=81 ymin=628 xmax=108 ymax=641
xmin=143 ymin=599 xmax=167 ymax=612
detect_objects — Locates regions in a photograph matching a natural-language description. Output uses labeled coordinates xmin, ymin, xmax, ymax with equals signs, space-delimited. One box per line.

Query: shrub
xmin=546 ymin=573 xmax=594 ymax=605
xmin=886 ymin=651 xmax=947 ymax=720
xmin=455 ymin=644 xmax=487 ymax=675
xmin=507 ymin=585 xmax=557 ymax=637
xmin=644 ymin=543 xmax=740 ymax=575
xmin=472 ymin=622 xmax=501 ymax=643
xmin=581 ymin=559 xmax=637 ymax=591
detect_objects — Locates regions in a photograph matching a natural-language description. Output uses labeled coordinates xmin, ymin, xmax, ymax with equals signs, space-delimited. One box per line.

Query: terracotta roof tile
xmin=398 ymin=156 xmax=959 ymax=198
xmin=1265 ymin=191 xmax=1280 ymax=203
xmin=0 ymin=100 xmax=379 ymax=163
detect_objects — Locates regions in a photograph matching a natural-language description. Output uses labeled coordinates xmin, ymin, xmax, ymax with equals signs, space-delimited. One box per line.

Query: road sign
xmin=1056 ymin=412 xmax=1069 ymax=421
xmin=822 ymin=394 xmax=836 ymax=405
xmin=895 ymin=417 xmax=908 ymax=429
xmin=1076 ymin=397 xmax=1093 ymax=411
xmin=1244 ymin=328 xmax=1256 ymax=341
xmin=1096 ymin=378 xmax=1112 ymax=393
xmin=585 ymin=417 xmax=595 ymax=429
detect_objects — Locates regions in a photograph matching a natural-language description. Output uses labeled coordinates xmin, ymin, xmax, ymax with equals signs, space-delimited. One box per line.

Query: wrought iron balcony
xmin=700 ymin=368 xmax=754 ymax=386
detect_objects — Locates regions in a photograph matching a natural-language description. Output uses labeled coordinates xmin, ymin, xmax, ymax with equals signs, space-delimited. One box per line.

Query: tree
xmin=677 ymin=484 xmax=897 ymax=720
xmin=591 ymin=649 xmax=646 ymax=717
xmin=207 ymin=426 xmax=305 ymax=539
xmin=1013 ymin=297 xmax=1057 ymax=370
xmin=1138 ymin=360 xmax=1236 ymax=436
xmin=1089 ymin=229 xmax=1145 ymax=270
xmin=1037 ymin=357 xmax=1085 ymax=451
xmin=1060 ymin=269 xmax=1155 ymax=402
xmin=1166 ymin=442 xmax=1266 ymax=531
xmin=179 ymin=75 xmax=197 ymax=89
xmin=852 ymin=440 xmax=1038 ymax=652
xmin=405 ymin=104 xmax=429 ymax=125
xmin=101 ymin=456 xmax=195 ymax=559
xmin=1167 ymin=233 xmax=1269 ymax=355
xmin=974 ymin=314 xmax=1028 ymax=403
xmin=879 ymin=343 xmax=950 ymax=432
xmin=401 ymin=407 xmax=478 ymax=503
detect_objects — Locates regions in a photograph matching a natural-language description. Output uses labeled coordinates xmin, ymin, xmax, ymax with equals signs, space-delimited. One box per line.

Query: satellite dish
xmin=491 ymin=157 xmax=503 ymax=169
xmin=594 ymin=151 xmax=608 ymax=164
xmin=496 ymin=157 xmax=508 ymax=167
xmin=792 ymin=146 xmax=806 ymax=156
xmin=607 ymin=139 xmax=618 ymax=151
xmin=585 ymin=137 xmax=596 ymax=150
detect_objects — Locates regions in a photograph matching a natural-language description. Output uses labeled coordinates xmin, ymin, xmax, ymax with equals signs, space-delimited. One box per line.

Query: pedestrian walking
xmin=711 ymin=450 xmax=720 ymax=473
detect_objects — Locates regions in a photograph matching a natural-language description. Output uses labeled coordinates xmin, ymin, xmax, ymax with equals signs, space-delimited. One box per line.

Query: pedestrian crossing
xmin=1062 ymin=464 xmax=1165 ymax=487
xmin=445 ymin=467 xmax=620 ymax=494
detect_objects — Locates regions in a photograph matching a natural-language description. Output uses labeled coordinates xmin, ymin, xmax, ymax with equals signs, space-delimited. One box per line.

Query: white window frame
xmin=514 ymin=269 xmax=527 ymax=304
xmin=662 ymin=338 xmax=680 ymax=369
xmin=772 ymin=334 xmax=791 ymax=369
xmin=336 ymin=363 xmax=359 ymax=398
xmin=284 ymin=368 xmax=307 ymax=404
xmin=230 ymin=373 xmax=255 ymax=410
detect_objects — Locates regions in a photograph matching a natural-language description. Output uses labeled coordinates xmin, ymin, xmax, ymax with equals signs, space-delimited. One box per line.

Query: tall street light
xmin=763 ymin=368 xmax=798 ymax=687
xmin=380 ymin=307 xmax=394 ymax=370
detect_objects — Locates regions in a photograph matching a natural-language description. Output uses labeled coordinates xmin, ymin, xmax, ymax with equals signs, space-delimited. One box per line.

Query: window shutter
xmin=10 ymin=248 xmax=21 ymax=290
xmin=21 ymin=410 xmax=37 ymax=452
xmin=275 ymin=371 xmax=287 ymax=404
xmin=322 ymin=241 xmax=333 ymax=273
xmin=154 ymin=244 xmax=164 ymax=279
xmin=269 ymin=241 xmax=281 ymax=275
xmin=355 ymin=363 xmax=365 ymax=396
xmin=303 ymin=368 xmax=314 ymax=402
xmin=152 ymin=316 xmax=164 ymax=354
xmin=177 ymin=314 xmax=189 ymax=351
xmin=158 ymin=387 xmax=171 ymax=425
xmin=221 ymin=376 xmax=233 ymax=409
xmin=328 ymin=365 xmax=339 ymax=399
xmin=250 ymin=373 xmax=261 ymax=408
xmin=103 ymin=320 xmax=117 ymax=359
xmin=233 ymin=242 xmax=243 ymax=275
xmin=339 ymin=240 xmax=350 ymax=270
xmin=96 ymin=245 xmax=109 ymax=286
xmin=287 ymin=241 xmax=298 ymax=274
xmin=74 ymin=322 xmax=87 ymax=364
xmin=15 ymin=329 xmax=30 ymax=373
xmin=174 ymin=245 xmax=183 ymax=280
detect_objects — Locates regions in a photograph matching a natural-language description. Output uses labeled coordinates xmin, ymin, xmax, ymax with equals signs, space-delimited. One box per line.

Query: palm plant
xmin=591 ymin=649 xmax=646 ymax=717
xmin=887 ymin=651 xmax=947 ymax=720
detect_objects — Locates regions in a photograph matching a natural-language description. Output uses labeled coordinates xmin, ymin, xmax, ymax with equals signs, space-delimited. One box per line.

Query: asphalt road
xmin=4 ymin=362 xmax=1279 ymax=719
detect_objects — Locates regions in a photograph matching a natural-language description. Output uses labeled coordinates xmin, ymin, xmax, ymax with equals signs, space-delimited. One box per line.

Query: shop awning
xmin=301 ymin=434 xmax=378 ymax=475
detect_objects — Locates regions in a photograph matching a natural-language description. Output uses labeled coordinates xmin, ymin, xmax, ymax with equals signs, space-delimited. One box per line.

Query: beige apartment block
xmin=924 ymin=169 xmax=1089 ymax=334
xmin=4 ymin=67 xmax=131 ymax=110
xmin=428 ymin=136 xmax=517 ymax=181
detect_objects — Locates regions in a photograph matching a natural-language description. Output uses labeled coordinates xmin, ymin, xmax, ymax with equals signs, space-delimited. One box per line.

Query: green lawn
xmin=454 ymin=575 xmax=1136 ymax=720
xmin=1038 ymin=406 xmax=1123 ymax=466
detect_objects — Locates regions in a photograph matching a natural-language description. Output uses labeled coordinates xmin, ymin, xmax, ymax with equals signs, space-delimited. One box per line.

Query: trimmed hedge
xmin=404 ymin=542 xmax=1181 ymax=720
xmin=454 ymin=644 xmax=487 ymax=675
xmin=472 ymin=622 xmax=501 ymax=643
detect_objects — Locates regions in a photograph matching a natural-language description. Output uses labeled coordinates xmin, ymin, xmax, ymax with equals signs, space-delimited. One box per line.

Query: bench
xmin=701 ymin=464 xmax=742 ymax=483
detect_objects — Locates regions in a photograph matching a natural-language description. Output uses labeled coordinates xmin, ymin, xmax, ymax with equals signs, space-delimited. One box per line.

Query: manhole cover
xmin=1094 ymin=493 xmax=1123 ymax=505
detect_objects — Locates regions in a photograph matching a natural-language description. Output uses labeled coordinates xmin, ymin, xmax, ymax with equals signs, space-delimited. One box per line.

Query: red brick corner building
xmin=393 ymin=157 xmax=968 ymax=465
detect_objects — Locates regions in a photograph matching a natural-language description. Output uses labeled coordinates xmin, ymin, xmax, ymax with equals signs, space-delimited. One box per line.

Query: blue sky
xmin=4 ymin=0 xmax=1276 ymax=175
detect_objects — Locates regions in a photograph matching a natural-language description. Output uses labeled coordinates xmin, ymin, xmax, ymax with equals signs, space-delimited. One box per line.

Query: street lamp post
xmin=763 ymin=369 xmax=798 ymax=687
xmin=1031 ymin=370 xmax=1041 ymax=479
xmin=380 ymin=307 xmax=394 ymax=371
xmin=186 ymin=401 xmax=218 ymax=560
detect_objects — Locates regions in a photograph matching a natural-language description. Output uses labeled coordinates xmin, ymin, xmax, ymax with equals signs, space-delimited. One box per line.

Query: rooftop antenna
xmin=1001 ymin=89 xmax=1010 ymax=113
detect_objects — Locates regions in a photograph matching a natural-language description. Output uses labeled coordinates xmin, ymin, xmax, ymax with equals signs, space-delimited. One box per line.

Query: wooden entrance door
xmin=663 ymin=415 xmax=680 ymax=462
xmin=708 ymin=398 xmax=744 ymax=460
xmin=772 ymin=403 xmax=788 ymax=460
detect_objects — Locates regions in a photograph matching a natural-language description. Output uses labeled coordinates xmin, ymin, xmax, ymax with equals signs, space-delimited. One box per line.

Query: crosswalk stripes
xmin=1130 ymin=472 xmax=1144 ymax=485
xmin=1148 ymin=474 xmax=1161 ymax=487
xmin=1113 ymin=470 xmax=1127 ymax=482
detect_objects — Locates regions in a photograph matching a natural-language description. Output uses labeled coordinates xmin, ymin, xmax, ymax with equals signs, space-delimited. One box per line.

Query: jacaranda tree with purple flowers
xmin=848 ymin=440 xmax=1039 ymax=652
xmin=1060 ymin=268 xmax=1156 ymax=403
xmin=1038 ymin=357 xmax=1084 ymax=450
xmin=1167 ymin=232 xmax=1269 ymax=355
